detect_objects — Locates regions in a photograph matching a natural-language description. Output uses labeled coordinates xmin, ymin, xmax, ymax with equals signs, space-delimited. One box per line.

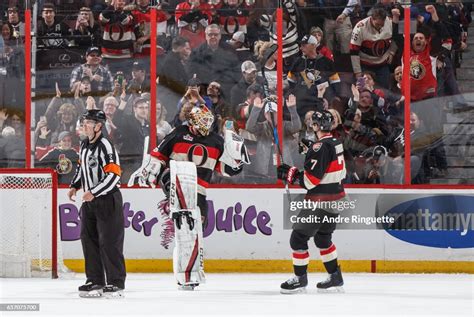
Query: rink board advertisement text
xmin=57 ymin=189 xmax=474 ymax=267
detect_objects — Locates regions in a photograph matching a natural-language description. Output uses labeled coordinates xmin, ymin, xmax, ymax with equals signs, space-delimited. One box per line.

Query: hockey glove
xmin=128 ymin=156 xmax=162 ymax=187
xmin=299 ymin=138 xmax=314 ymax=155
xmin=142 ymin=157 xmax=162 ymax=187
xmin=277 ymin=164 xmax=300 ymax=184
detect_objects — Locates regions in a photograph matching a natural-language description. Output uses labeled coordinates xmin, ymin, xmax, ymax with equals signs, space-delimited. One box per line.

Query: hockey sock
xmin=319 ymin=244 xmax=338 ymax=274
xmin=292 ymin=250 xmax=309 ymax=276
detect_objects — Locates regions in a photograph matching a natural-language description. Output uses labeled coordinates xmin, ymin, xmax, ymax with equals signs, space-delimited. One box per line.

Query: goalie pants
xmin=80 ymin=189 xmax=126 ymax=289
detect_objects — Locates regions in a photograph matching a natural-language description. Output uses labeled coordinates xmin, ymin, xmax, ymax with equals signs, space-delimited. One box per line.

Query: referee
xmin=68 ymin=109 xmax=126 ymax=298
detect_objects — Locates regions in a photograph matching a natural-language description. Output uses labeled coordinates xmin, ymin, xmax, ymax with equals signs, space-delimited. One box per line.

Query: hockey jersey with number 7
xmin=297 ymin=134 xmax=346 ymax=201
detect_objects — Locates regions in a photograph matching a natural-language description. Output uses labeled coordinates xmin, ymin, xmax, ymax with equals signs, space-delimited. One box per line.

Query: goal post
xmin=0 ymin=168 xmax=59 ymax=278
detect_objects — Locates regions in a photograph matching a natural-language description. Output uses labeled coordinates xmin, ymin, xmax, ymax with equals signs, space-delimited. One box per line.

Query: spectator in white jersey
xmin=350 ymin=5 xmax=397 ymax=88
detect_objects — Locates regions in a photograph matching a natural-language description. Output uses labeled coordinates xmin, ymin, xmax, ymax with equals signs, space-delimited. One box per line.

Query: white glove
xmin=144 ymin=157 xmax=162 ymax=187
xmin=127 ymin=156 xmax=162 ymax=188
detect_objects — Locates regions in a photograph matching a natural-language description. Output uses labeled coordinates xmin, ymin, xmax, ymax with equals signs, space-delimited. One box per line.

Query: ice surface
xmin=0 ymin=273 xmax=472 ymax=317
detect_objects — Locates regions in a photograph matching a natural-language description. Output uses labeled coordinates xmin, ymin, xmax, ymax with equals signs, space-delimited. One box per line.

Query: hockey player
xmin=130 ymin=104 xmax=249 ymax=289
xmin=277 ymin=110 xmax=347 ymax=294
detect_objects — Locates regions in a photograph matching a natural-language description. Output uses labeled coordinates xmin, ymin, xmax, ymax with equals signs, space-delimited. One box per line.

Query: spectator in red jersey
xmin=214 ymin=0 xmax=252 ymax=38
xmin=393 ymin=5 xmax=450 ymax=178
xmin=175 ymin=0 xmax=213 ymax=49
xmin=392 ymin=5 xmax=450 ymax=103
xmin=99 ymin=0 xmax=135 ymax=73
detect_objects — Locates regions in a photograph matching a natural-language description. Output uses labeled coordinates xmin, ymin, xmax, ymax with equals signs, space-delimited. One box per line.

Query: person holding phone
xmin=70 ymin=47 xmax=114 ymax=94
xmin=73 ymin=7 xmax=101 ymax=48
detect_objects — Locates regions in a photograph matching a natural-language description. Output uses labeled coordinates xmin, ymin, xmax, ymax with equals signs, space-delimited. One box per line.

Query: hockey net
xmin=0 ymin=169 xmax=65 ymax=278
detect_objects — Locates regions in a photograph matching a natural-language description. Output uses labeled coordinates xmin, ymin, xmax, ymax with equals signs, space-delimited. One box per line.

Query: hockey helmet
xmin=312 ymin=110 xmax=333 ymax=132
xmin=188 ymin=104 xmax=215 ymax=136
xmin=82 ymin=109 xmax=106 ymax=124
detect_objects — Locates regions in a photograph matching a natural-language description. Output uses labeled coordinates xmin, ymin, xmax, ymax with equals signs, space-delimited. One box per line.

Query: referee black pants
xmin=80 ymin=190 xmax=126 ymax=289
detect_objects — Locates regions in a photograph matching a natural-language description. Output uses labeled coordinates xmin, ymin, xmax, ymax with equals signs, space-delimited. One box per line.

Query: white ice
xmin=0 ymin=273 xmax=472 ymax=317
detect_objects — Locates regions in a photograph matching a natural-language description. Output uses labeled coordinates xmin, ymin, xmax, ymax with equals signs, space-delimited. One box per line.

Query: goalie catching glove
xmin=277 ymin=164 xmax=301 ymax=185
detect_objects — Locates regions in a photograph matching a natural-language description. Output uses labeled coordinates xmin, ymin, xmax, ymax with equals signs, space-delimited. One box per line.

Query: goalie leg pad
xmin=169 ymin=161 xmax=206 ymax=286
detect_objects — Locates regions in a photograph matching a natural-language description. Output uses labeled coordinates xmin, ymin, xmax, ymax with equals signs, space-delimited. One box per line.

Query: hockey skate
xmin=103 ymin=285 xmax=124 ymax=299
xmin=317 ymin=266 xmax=344 ymax=293
xmin=78 ymin=282 xmax=104 ymax=298
xmin=280 ymin=274 xmax=308 ymax=294
xmin=178 ymin=283 xmax=199 ymax=291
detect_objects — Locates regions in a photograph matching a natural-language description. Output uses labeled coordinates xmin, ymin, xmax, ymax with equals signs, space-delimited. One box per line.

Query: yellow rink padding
xmin=64 ymin=259 xmax=474 ymax=274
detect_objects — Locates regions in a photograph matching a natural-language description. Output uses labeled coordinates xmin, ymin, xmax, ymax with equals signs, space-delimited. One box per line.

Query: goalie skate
xmin=169 ymin=160 xmax=206 ymax=289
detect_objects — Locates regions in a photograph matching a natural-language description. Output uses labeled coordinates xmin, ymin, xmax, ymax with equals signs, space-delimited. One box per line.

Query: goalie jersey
xmin=150 ymin=125 xmax=241 ymax=195
xmin=297 ymin=135 xmax=346 ymax=201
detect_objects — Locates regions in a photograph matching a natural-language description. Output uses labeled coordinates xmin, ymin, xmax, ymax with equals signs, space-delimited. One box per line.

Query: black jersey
xmin=288 ymin=54 xmax=341 ymax=90
xmin=38 ymin=148 xmax=79 ymax=184
xmin=288 ymin=54 xmax=341 ymax=117
xmin=151 ymin=125 xmax=236 ymax=195
xmin=297 ymin=134 xmax=346 ymax=200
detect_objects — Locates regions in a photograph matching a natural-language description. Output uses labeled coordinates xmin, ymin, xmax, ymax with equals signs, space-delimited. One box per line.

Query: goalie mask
xmin=219 ymin=130 xmax=251 ymax=169
xmin=188 ymin=105 xmax=215 ymax=136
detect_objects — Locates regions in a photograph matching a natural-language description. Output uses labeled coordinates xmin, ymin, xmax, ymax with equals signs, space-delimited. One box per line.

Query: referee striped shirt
xmin=71 ymin=135 xmax=121 ymax=197
xmin=271 ymin=0 xmax=299 ymax=59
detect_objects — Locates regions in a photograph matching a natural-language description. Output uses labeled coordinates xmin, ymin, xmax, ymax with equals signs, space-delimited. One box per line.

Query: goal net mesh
xmin=0 ymin=172 xmax=65 ymax=277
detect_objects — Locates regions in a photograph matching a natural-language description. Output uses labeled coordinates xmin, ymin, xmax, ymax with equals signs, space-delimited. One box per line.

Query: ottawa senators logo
xmin=312 ymin=142 xmax=322 ymax=152
xmin=56 ymin=154 xmax=73 ymax=175
xmin=371 ymin=39 xmax=390 ymax=57
xmin=187 ymin=144 xmax=209 ymax=167
xmin=410 ymin=59 xmax=426 ymax=80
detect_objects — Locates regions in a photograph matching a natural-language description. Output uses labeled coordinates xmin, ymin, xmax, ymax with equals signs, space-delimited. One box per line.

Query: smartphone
xmin=356 ymin=76 xmax=366 ymax=89
xmin=40 ymin=116 xmax=47 ymax=123
xmin=117 ymin=74 xmax=124 ymax=86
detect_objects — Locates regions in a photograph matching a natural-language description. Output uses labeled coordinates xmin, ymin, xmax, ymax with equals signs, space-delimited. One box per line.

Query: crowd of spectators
xmin=1 ymin=0 xmax=473 ymax=184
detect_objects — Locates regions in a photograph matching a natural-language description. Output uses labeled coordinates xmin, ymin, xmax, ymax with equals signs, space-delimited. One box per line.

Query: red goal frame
xmin=0 ymin=168 xmax=58 ymax=278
